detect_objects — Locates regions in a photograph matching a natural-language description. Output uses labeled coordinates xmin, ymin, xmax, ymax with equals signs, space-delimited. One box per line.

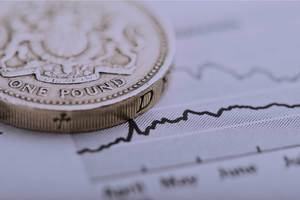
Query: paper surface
xmin=1 ymin=1 xmax=300 ymax=199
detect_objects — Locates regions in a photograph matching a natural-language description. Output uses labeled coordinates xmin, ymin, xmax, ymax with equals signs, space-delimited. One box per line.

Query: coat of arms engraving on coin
xmin=0 ymin=3 xmax=144 ymax=84
xmin=0 ymin=1 xmax=174 ymax=132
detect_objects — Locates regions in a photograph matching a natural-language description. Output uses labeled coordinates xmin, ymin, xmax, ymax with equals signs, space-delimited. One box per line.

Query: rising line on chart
xmin=175 ymin=61 xmax=300 ymax=83
xmin=77 ymin=102 xmax=300 ymax=155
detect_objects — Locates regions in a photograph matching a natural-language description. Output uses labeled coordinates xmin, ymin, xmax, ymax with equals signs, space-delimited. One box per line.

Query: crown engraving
xmin=0 ymin=3 xmax=144 ymax=84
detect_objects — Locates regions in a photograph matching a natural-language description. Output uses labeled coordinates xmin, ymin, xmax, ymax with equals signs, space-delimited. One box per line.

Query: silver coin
xmin=0 ymin=1 xmax=175 ymax=133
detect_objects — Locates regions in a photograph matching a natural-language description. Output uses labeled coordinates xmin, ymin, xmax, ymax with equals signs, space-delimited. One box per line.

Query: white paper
xmin=2 ymin=1 xmax=300 ymax=199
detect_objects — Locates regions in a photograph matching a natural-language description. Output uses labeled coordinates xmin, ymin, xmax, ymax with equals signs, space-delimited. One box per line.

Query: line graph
xmin=77 ymin=102 xmax=300 ymax=155
xmin=175 ymin=62 xmax=300 ymax=83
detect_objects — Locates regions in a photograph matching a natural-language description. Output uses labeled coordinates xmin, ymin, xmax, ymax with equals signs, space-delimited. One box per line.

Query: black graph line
xmin=175 ymin=61 xmax=300 ymax=83
xmin=77 ymin=102 xmax=300 ymax=155
xmin=91 ymin=144 xmax=300 ymax=182
xmin=256 ymin=146 xmax=262 ymax=153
